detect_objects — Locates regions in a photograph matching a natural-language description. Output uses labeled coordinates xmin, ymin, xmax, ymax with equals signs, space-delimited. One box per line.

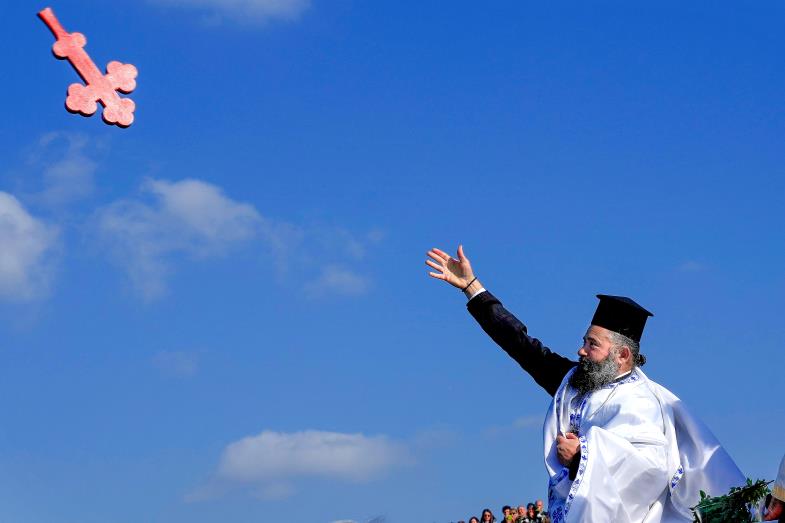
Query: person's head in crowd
xmin=469 ymin=517 xmax=480 ymax=523
xmin=527 ymin=503 xmax=536 ymax=519
xmin=482 ymin=508 xmax=495 ymax=522
xmin=516 ymin=505 xmax=526 ymax=520
xmin=535 ymin=500 xmax=545 ymax=514
xmin=502 ymin=506 xmax=511 ymax=519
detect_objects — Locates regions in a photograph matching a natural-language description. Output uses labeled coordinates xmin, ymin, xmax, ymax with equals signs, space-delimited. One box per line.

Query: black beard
xmin=568 ymin=354 xmax=620 ymax=395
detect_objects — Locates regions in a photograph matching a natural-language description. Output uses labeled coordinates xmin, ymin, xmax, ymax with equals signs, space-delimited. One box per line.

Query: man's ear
xmin=618 ymin=345 xmax=631 ymax=363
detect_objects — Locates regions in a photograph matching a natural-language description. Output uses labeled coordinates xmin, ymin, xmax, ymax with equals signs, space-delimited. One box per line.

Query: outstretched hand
xmin=425 ymin=245 xmax=475 ymax=290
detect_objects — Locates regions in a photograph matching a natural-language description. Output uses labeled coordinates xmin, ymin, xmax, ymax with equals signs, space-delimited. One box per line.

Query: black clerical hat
xmin=591 ymin=295 xmax=653 ymax=342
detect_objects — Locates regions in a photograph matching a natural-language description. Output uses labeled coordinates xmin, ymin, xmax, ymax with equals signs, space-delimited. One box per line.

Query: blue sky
xmin=1 ymin=1 xmax=784 ymax=522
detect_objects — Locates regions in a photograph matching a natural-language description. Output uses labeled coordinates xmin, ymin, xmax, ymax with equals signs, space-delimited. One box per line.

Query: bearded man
xmin=426 ymin=245 xmax=745 ymax=523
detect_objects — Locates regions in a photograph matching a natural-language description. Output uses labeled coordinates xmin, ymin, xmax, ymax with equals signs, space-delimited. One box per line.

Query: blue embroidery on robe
xmin=670 ymin=464 xmax=685 ymax=490
xmin=557 ymin=370 xmax=641 ymax=519
xmin=562 ymin=435 xmax=589 ymax=516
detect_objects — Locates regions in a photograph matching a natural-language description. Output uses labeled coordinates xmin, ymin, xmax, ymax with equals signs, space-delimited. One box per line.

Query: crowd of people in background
xmin=456 ymin=500 xmax=549 ymax=523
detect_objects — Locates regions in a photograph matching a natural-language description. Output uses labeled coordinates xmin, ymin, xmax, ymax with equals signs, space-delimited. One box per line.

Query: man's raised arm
xmin=426 ymin=245 xmax=576 ymax=396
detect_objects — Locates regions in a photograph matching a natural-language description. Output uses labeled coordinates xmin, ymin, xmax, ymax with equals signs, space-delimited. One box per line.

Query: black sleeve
xmin=568 ymin=452 xmax=581 ymax=480
xmin=467 ymin=291 xmax=577 ymax=396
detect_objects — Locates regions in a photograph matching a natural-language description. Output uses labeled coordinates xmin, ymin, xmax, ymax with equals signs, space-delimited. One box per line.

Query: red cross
xmin=39 ymin=7 xmax=138 ymax=128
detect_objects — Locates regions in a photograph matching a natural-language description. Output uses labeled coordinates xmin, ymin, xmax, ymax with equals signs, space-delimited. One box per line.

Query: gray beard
xmin=568 ymin=353 xmax=621 ymax=395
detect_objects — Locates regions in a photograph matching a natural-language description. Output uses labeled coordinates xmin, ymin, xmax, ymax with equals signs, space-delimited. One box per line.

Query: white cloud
xmin=277 ymin=225 xmax=375 ymax=298
xmin=513 ymin=415 xmax=542 ymax=429
xmin=152 ymin=350 xmax=199 ymax=377
xmin=305 ymin=264 xmax=370 ymax=298
xmin=307 ymin=226 xmax=383 ymax=263
xmin=252 ymin=481 xmax=295 ymax=500
xmin=0 ymin=192 xmax=58 ymax=300
xmin=677 ymin=260 xmax=705 ymax=273
xmin=313 ymin=226 xmax=367 ymax=260
xmin=24 ymin=132 xmax=99 ymax=207
xmin=153 ymin=0 xmax=311 ymax=24
xmin=483 ymin=414 xmax=542 ymax=438
xmin=146 ymin=178 xmax=261 ymax=246
xmin=94 ymin=178 xmax=263 ymax=299
xmin=217 ymin=430 xmax=409 ymax=487
xmin=411 ymin=427 xmax=459 ymax=450
xmin=93 ymin=178 xmax=377 ymax=301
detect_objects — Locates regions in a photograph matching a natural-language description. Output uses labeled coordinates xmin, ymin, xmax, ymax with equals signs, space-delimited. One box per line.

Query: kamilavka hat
xmin=591 ymin=295 xmax=653 ymax=343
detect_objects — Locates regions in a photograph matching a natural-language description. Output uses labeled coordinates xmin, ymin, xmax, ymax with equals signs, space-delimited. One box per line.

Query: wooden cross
xmin=38 ymin=7 xmax=138 ymax=128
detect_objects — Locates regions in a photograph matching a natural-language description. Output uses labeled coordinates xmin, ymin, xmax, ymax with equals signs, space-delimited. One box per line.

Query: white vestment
xmin=544 ymin=368 xmax=744 ymax=523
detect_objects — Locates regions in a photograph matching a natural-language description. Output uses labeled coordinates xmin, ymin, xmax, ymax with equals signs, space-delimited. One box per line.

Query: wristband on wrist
xmin=461 ymin=277 xmax=477 ymax=292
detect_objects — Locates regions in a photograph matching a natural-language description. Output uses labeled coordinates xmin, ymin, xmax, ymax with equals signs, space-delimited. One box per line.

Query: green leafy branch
xmin=691 ymin=478 xmax=771 ymax=523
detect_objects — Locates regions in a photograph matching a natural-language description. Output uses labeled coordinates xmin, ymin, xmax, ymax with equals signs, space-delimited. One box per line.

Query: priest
xmin=425 ymin=245 xmax=745 ymax=523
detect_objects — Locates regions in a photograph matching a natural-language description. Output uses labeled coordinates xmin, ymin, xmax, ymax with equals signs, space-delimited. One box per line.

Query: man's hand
xmin=426 ymin=245 xmax=479 ymax=291
xmin=556 ymin=432 xmax=580 ymax=466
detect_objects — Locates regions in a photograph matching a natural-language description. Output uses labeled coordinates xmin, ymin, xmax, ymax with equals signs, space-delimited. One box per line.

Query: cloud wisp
xmin=305 ymin=264 xmax=371 ymax=298
xmin=190 ymin=429 xmax=411 ymax=500
xmin=94 ymin=178 xmax=263 ymax=299
xmin=482 ymin=414 xmax=542 ymax=439
xmin=8 ymin=134 xmax=377 ymax=303
xmin=218 ymin=429 xmax=409 ymax=482
xmin=93 ymin=177 xmax=377 ymax=301
xmin=25 ymin=132 xmax=100 ymax=208
xmin=152 ymin=350 xmax=200 ymax=377
xmin=292 ymin=227 xmax=381 ymax=299
xmin=0 ymin=193 xmax=59 ymax=301
xmin=152 ymin=0 xmax=312 ymax=25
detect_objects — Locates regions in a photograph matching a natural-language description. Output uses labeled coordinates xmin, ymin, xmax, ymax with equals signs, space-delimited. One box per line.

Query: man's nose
xmin=577 ymin=345 xmax=588 ymax=357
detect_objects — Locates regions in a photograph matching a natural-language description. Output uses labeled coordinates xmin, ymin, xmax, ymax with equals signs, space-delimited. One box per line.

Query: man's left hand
xmin=556 ymin=432 xmax=580 ymax=466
